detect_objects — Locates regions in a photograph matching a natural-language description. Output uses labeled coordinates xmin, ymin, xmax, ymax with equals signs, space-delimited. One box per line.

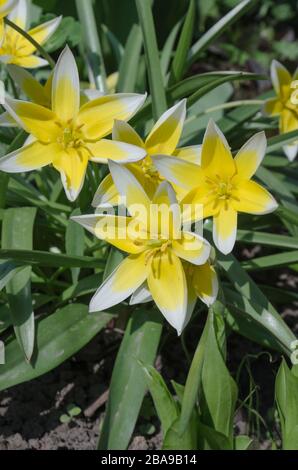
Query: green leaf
xmin=98 ymin=307 xmax=163 ymax=450
xmin=44 ymin=16 xmax=82 ymax=51
xmin=217 ymin=251 xmax=296 ymax=357
xmin=66 ymin=208 xmax=85 ymax=283
xmin=117 ymin=24 xmax=143 ymax=92
xmin=199 ymin=308 xmax=237 ymax=448
xmin=2 ymin=207 xmax=36 ymax=362
xmin=0 ymin=304 xmax=115 ymax=392
xmin=0 ymin=261 xmax=27 ymax=291
xmin=163 ymin=415 xmax=198 ymax=450
xmin=275 ymin=359 xmax=298 ymax=450
xmin=140 ymin=362 xmax=178 ymax=437
xmin=234 ymin=435 xmax=254 ymax=450
xmin=187 ymin=0 xmax=256 ymax=67
xmin=266 ymin=130 xmax=298 ymax=153
xmin=169 ymin=0 xmax=195 ymax=84
xmin=135 ymin=0 xmax=167 ymax=119
xmin=0 ymin=249 xmax=104 ymax=269
xmin=160 ymin=20 xmax=182 ymax=81
xmin=103 ymin=248 xmax=125 ymax=281
xmin=237 ymin=230 xmax=298 ymax=250
xmin=179 ymin=312 xmax=209 ymax=435
xmin=242 ymin=251 xmax=298 ymax=272
xmin=197 ymin=422 xmax=231 ymax=450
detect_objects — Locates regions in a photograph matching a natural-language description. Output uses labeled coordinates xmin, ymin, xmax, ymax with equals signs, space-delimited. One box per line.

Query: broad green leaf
xmin=275 ymin=359 xmax=298 ymax=450
xmin=216 ymin=251 xmax=296 ymax=356
xmin=98 ymin=306 xmax=163 ymax=450
xmin=200 ymin=308 xmax=237 ymax=447
xmin=2 ymin=207 xmax=36 ymax=362
xmin=0 ymin=249 xmax=105 ymax=269
xmin=0 ymin=304 xmax=11 ymax=333
xmin=267 ymin=130 xmax=298 ymax=153
xmin=187 ymin=0 xmax=256 ymax=67
xmin=0 ymin=261 xmax=27 ymax=291
xmin=169 ymin=0 xmax=195 ymax=84
xmin=66 ymin=208 xmax=85 ymax=283
xmin=117 ymin=24 xmax=143 ymax=92
xmin=197 ymin=422 xmax=231 ymax=450
xmin=0 ymin=304 xmax=115 ymax=391
xmin=224 ymin=288 xmax=295 ymax=356
xmin=163 ymin=415 xmax=198 ymax=451
xmin=140 ymin=362 xmax=179 ymax=437
xmin=135 ymin=0 xmax=167 ymax=119
xmin=234 ymin=435 xmax=254 ymax=450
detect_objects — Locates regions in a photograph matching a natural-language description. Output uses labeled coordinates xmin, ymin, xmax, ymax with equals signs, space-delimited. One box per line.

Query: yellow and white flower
xmin=92 ymin=99 xmax=202 ymax=207
xmin=73 ymin=161 xmax=214 ymax=335
xmin=153 ymin=119 xmax=278 ymax=255
xmin=0 ymin=0 xmax=61 ymax=68
xmin=264 ymin=60 xmax=298 ymax=161
xmin=0 ymin=46 xmax=147 ymax=201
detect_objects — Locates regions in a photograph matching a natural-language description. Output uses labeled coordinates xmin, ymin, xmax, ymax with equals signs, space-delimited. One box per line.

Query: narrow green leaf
xmin=0 ymin=261 xmax=26 ymax=291
xmin=98 ymin=307 xmax=163 ymax=450
xmin=0 ymin=249 xmax=104 ymax=269
xmin=2 ymin=207 xmax=36 ymax=362
xmin=237 ymin=230 xmax=298 ymax=250
xmin=0 ymin=304 xmax=115 ymax=391
xmin=242 ymin=250 xmax=298 ymax=272
xmin=187 ymin=0 xmax=256 ymax=67
xmin=160 ymin=20 xmax=182 ymax=81
xmin=140 ymin=362 xmax=178 ymax=437
xmin=117 ymin=24 xmax=143 ymax=92
xmin=267 ymin=130 xmax=298 ymax=153
xmin=234 ymin=435 xmax=254 ymax=450
xmin=169 ymin=0 xmax=195 ymax=84
xmin=135 ymin=0 xmax=167 ymax=119
xmin=66 ymin=208 xmax=85 ymax=283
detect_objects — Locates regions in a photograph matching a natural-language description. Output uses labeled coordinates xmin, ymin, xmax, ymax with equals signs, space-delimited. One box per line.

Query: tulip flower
xmin=153 ymin=119 xmax=278 ymax=255
xmin=0 ymin=46 xmax=147 ymax=201
xmin=264 ymin=60 xmax=298 ymax=161
xmin=92 ymin=99 xmax=201 ymax=207
xmin=73 ymin=161 xmax=212 ymax=334
xmin=0 ymin=0 xmax=61 ymax=68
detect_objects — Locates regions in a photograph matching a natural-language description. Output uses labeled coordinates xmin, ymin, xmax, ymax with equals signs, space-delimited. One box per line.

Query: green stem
xmin=135 ymin=0 xmax=167 ymax=120
xmin=4 ymin=18 xmax=55 ymax=68
xmin=75 ymin=0 xmax=107 ymax=92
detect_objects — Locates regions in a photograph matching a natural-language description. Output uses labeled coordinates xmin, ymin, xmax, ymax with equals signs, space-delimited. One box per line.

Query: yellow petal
xmin=151 ymin=181 xmax=181 ymax=239
xmin=234 ymin=131 xmax=266 ymax=180
xmin=279 ymin=108 xmax=298 ymax=134
xmin=181 ymin=184 xmax=217 ymax=224
xmin=0 ymin=0 xmax=17 ymax=18
xmin=271 ymin=60 xmax=292 ymax=100
xmin=87 ymin=139 xmax=146 ymax=163
xmin=7 ymin=64 xmax=49 ymax=106
xmin=108 ymin=160 xmax=151 ymax=224
xmin=4 ymin=96 xmax=59 ymax=141
xmin=263 ymin=98 xmax=283 ymax=117
xmin=10 ymin=55 xmax=48 ymax=68
xmin=201 ymin=119 xmax=236 ymax=179
xmin=147 ymin=250 xmax=187 ymax=335
xmin=92 ymin=173 xmax=119 ymax=207
xmin=52 ymin=46 xmax=80 ymax=123
xmin=78 ymin=93 xmax=146 ymax=140
xmin=192 ymin=262 xmax=218 ymax=307
xmin=173 ymin=145 xmax=202 ymax=164
xmin=89 ymin=252 xmax=148 ymax=312
xmin=145 ymin=100 xmax=186 ymax=155
xmin=232 ymin=180 xmax=278 ymax=215
xmin=153 ymin=155 xmax=203 ymax=190
xmin=213 ymin=205 xmax=237 ymax=254
xmin=71 ymin=214 xmax=146 ymax=254
xmin=21 ymin=16 xmax=62 ymax=55
xmin=7 ymin=0 xmax=26 ymax=29
xmin=172 ymin=231 xmax=210 ymax=265
xmin=0 ymin=140 xmax=54 ymax=172
xmin=52 ymin=146 xmax=89 ymax=202
xmin=112 ymin=119 xmax=145 ymax=148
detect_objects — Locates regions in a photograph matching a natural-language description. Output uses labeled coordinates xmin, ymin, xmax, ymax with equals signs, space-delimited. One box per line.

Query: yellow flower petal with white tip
xmin=0 ymin=0 xmax=17 ymax=18
xmin=7 ymin=64 xmax=49 ymax=107
xmin=173 ymin=145 xmax=202 ymax=165
xmin=7 ymin=0 xmax=26 ymax=29
xmin=52 ymin=45 xmax=80 ymax=123
xmin=89 ymin=252 xmax=149 ymax=312
xmin=270 ymin=59 xmax=292 ymax=101
xmin=153 ymin=154 xmax=203 ymax=191
xmin=0 ymin=140 xmax=55 ymax=171
xmin=112 ymin=119 xmax=145 ymax=148
xmin=92 ymin=173 xmax=119 ymax=207
xmin=232 ymin=179 xmax=278 ymax=215
xmin=172 ymin=232 xmax=210 ymax=266
xmin=192 ymin=262 xmax=218 ymax=307
xmin=148 ymin=251 xmax=187 ymax=335
xmin=213 ymin=206 xmax=237 ymax=255
xmin=234 ymin=131 xmax=266 ymax=180
xmin=78 ymin=93 xmax=146 ymax=140
xmin=20 ymin=16 xmax=62 ymax=56
xmin=87 ymin=139 xmax=147 ymax=164
xmin=145 ymin=99 xmax=186 ymax=155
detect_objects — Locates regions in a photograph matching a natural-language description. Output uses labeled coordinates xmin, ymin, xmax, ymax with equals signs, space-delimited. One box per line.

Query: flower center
xmin=140 ymin=156 xmax=162 ymax=182
xmin=56 ymin=122 xmax=85 ymax=150
xmin=205 ymin=175 xmax=239 ymax=210
xmin=144 ymin=239 xmax=172 ymax=265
